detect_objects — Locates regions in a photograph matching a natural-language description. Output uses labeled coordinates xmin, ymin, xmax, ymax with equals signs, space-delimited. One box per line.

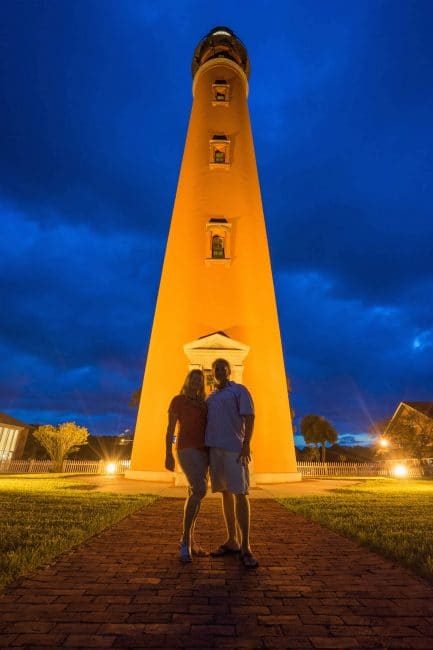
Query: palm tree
xmin=300 ymin=415 xmax=338 ymax=462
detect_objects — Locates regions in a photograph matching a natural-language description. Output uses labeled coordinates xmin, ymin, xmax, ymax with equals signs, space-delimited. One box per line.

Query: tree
xmin=304 ymin=445 xmax=320 ymax=462
xmin=300 ymin=415 xmax=338 ymax=462
xmin=33 ymin=422 xmax=89 ymax=471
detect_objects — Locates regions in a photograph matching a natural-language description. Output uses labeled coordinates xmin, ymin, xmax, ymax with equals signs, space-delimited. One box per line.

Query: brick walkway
xmin=1 ymin=498 xmax=433 ymax=648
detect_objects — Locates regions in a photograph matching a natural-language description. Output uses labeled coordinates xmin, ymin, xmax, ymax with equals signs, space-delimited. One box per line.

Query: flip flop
xmin=240 ymin=551 xmax=259 ymax=569
xmin=179 ymin=544 xmax=192 ymax=563
xmin=191 ymin=544 xmax=209 ymax=557
xmin=210 ymin=544 xmax=241 ymax=557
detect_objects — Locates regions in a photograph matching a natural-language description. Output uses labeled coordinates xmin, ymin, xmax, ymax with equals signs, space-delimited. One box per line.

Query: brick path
xmin=1 ymin=497 xmax=433 ymax=648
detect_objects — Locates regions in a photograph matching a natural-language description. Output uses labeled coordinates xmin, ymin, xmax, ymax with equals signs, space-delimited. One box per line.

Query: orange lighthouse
xmin=127 ymin=27 xmax=300 ymax=483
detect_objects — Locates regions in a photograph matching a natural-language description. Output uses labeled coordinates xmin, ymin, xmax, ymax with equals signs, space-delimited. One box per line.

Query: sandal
xmin=179 ymin=544 xmax=192 ymax=563
xmin=240 ymin=551 xmax=259 ymax=569
xmin=210 ymin=543 xmax=241 ymax=557
xmin=191 ymin=543 xmax=209 ymax=557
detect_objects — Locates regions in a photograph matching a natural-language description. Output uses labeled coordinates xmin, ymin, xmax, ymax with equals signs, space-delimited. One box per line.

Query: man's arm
xmin=238 ymin=414 xmax=255 ymax=464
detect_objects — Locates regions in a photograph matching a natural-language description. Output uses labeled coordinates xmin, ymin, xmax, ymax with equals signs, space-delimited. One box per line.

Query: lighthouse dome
xmin=192 ymin=26 xmax=250 ymax=79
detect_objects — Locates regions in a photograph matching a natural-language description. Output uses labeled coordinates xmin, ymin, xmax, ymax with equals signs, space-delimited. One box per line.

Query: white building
xmin=0 ymin=413 xmax=30 ymax=461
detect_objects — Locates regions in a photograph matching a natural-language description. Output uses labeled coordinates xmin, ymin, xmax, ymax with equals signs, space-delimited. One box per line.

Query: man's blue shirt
xmin=205 ymin=381 xmax=255 ymax=452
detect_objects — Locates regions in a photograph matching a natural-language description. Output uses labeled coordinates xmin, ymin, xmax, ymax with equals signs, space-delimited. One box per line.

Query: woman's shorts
xmin=177 ymin=447 xmax=209 ymax=499
xmin=209 ymin=447 xmax=249 ymax=495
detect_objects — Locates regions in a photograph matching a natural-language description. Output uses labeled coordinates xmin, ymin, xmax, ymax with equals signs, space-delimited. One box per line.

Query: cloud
xmin=277 ymin=270 xmax=433 ymax=435
xmin=1 ymin=0 xmax=432 ymax=441
xmin=0 ymin=1 xmax=190 ymax=234
xmin=338 ymin=434 xmax=368 ymax=447
xmin=0 ymin=206 xmax=162 ymax=433
xmin=0 ymin=206 xmax=161 ymax=357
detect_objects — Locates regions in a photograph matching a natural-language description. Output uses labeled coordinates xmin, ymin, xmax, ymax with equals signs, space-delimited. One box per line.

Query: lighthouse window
xmin=214 ymin=149 xmax=225 ymax=164
xmin=205 ymin=218 xmax=232 ymax=266
xmin=212 ymin=80 xmax=230 ymax=105
xmin=212 ymin=235 xmax=225 ymax=258
xmin=209 ymin=135 xmax=230 ymax=169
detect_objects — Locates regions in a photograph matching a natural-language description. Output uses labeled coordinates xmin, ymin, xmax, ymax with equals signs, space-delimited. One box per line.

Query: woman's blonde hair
xmin=181 ymin=369 xmax=206 ymax=402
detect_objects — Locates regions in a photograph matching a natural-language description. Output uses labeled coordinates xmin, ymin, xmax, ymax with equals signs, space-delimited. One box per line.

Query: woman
xmin=165 ymin=369 xmax=209 ymax=563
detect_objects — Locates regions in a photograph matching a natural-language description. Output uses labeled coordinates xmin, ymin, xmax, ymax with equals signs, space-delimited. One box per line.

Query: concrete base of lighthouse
xmin=125 ymin=469 xmax=302 ymax=484
xmin=254 ymin=472 xmax=302 ymax=483
xmin=124 ymin=470 xmax=173 ymax=482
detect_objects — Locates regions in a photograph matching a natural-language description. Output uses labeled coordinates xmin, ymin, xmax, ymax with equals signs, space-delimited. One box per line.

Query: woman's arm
xmin=165 ymin=411 xmax=178 ymax=471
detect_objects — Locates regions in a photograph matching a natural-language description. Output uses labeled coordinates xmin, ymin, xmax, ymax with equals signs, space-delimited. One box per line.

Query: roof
xmin=0 ymin=412 xmax=29 ymax=428
xmin=199 ymin=330 xmax=229 ymax=339
xmin=403 ymin=402 xmax=433 ymax=420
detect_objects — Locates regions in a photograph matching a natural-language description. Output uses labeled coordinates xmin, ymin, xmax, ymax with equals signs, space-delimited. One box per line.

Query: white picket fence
xmin=0 ymin=459 xmax=131 ymax=475
xmin=0 ymin=458 xmax=423 ymax=478
xmin=297 ymin=461 xmax=422 ymax=478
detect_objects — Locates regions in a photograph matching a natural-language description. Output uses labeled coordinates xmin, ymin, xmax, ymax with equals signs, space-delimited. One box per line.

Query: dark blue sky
xmin=1 ymin=0 xmax=432 ymax=446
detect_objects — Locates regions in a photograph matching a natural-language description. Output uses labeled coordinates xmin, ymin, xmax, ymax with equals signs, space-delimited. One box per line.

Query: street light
xmin=393 ymin=463 xmax=408 ymax=478
xmin=106 ymin=462 xmax=117 ymax=475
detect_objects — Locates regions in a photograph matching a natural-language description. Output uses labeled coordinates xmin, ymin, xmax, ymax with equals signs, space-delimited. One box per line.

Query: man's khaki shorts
xmin=209 ymin=447 xmax=250 ymax=495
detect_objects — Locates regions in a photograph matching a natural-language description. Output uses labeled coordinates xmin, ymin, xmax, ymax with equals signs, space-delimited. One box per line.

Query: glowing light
xmin=393 ymin=464 xmax=408 ymax=478
xmin=412 ymin=330 xmax=433 ymax=351
xmin=379 ymin=438 xmax=389 ymax=448
xmin=106 ymin=462 xmax=117 ymax=475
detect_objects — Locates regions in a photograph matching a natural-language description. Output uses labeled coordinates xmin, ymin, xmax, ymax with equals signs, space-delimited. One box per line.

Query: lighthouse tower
xmin=127 ymin=27 xmax=300 ymax=483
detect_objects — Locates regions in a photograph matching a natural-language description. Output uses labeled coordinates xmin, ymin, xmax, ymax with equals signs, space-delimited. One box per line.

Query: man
xmin=205 ymin=358 xmax=258 ymax=568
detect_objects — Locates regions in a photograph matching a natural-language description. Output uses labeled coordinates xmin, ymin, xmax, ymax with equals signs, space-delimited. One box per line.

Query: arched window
xmin=209 ymin=135 xmax=230 ymax=169
xmin=205 ymin=218 xmax=232 ymax=266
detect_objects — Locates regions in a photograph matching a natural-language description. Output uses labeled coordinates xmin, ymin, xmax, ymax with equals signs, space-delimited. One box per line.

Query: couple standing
xmin=165 ymin=358 xmax=258 ymax=569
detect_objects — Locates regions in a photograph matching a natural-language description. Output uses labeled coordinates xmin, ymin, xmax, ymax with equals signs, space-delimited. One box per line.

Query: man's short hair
xmin=212 ymin=358 xmax=231 ymax=373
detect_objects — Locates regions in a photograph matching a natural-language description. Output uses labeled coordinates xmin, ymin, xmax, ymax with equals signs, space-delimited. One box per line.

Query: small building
xmin=386 ymin=401 xmax=433 ymax=432
xmin=384 ymin=401 xmax=433 ymax=462
xmin=0 ymin=413 xmax=30 ymax=461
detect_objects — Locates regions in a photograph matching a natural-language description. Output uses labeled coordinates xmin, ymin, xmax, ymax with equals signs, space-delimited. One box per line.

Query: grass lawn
xmin=280 ymin=478 xmax=433 ymax=582
xmin=0 ymin=475 xmax=156 ymax=588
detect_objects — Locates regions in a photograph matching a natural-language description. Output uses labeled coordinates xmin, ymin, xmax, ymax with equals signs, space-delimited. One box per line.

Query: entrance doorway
xmin=183 ymin=331 xmax=250 ymax=394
